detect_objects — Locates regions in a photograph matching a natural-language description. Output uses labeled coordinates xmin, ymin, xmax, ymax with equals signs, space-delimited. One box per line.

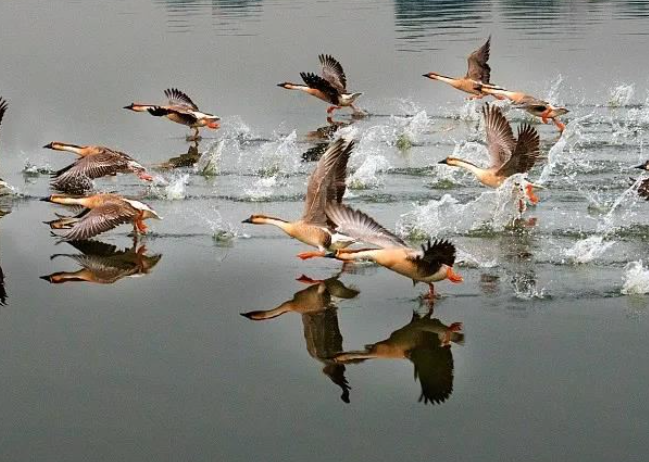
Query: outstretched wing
xmin=483 ymin=103 xmax=516 ymax=168
xmin=302 ymin=137 xmax=354 ymax=225
xmin=60 ymin=202 xmax=138 ymax=241
xmin=326 ymin=140 xmax=354 ymax=205
xmin=0 ymin=97 xmax=8 ymax=141
xmin=496 ymin=123 xmax=540 ymax=177
xmin=301 ymin=72 xmax=340 ymax=102
xmin=325 ymin=203 xmax=408 ymax=249
xmin=319 ymin=54 xmax=347 ymax=92
xmin=164 ymin=88 xmax=199 ymax=111
xmin=53 ymin=149 xmax=131 ymax=181
xmin=410 ymin=340 xmax=455 ymax=405
xmin=409 ymin=239 xmax=457 ymax=277
xmin=147 ymin=106 xmax=199 ymax=124
xmin=466 ymin=36 xmax=491 ymax=83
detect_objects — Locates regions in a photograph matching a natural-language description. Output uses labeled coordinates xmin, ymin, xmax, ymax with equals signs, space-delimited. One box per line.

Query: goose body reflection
xmin=157 ymin=141 xmax=201 ymax=169
xmin=278 ymin=54 xmax=364 ymax=115
xmin=124 ymin=88 xmax=220 ymax=141
xmin=41 ymin=240 xmax=162 ymax=284
xmin=633 ymin=161 xmax=649 ymax=200
xmin=335 ymin=313 xmax=464 ymax=405
xmin=241 ymin=274 xmax=359 ymax=402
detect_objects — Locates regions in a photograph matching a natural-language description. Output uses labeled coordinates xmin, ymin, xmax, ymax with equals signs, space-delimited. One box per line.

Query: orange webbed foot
xmin=526 ymin=184 xmax=540 ymax=205
xmin=296 ymin=251 xmax=326 ymax=260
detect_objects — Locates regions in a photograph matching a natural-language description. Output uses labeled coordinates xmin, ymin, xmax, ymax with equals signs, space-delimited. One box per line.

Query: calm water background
xmin=1 ymin=1 xmax=649 ymax=461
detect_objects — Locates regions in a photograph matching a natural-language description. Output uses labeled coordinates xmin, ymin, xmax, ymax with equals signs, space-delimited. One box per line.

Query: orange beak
xmin=139 ymin=172 xmax=154 ymax=181
xmin=446 ymin=266 xmax=463 ymax=283
xmin=208 ymin=121 xmax=220 ymax=129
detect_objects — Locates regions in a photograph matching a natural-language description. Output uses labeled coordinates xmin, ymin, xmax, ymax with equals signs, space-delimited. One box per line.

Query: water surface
xmin=0 ymin=1 xmax=648 ymax=461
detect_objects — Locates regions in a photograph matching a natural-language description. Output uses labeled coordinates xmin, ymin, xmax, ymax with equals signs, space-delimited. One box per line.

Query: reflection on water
xmin=153 ymin=0 xmax=263 ymax=33
xmin=336 ymin=313 xmax=464 ymax=405
xmin=157 ymin=141 xmax=202 ymax=169
xmin=41 ymin=240 xmax=162 ymax=285
xmin=241 ymin=274 xmax=359 ymax=402
xmin=0 ymin=200 xmax=10 ymax=306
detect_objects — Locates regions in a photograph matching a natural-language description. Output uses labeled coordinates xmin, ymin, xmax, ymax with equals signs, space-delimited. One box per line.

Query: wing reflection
xmin=0 ymin=198 xmax=11 ymax=305
xmin=302 ymin=117 xmax=355 ymax=162
xmin=241 ymin=274 xmax=359 ymax=403
xmin=41 ymin=240 xmax=162 ymax=284
xmin=335 ymin=313 xmax=464 ymax=405
xmin=157 ymin=141 xmax=202 ymax=169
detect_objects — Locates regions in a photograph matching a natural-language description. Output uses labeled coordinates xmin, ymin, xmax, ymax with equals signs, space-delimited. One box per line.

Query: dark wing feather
xmin=638 ymin=178 xmax=649 ymax=200
xmin=325 ymin=203 xmax=408 ymax=249
xmin=300 ymin=72 xmax=340 ymax=103
xmin=410 ymin=239 xmax=457 ymax=277
xmin=164 ymin=88 xmax=199 ymax=111
xmin=0 ymin=97 xmax=8 ymax=139
xmin=483 ymin=104 xmax=516 ymax=168
xmin=147 ymin=106 xmax=198 ymax=124
xmin=302 ymin=138 xmax=353 ymax=225
xmin=60 ymin=202 xmax=138 ymax=241
xmin=326 ymin=140 xmax=354 ymax=204
xmin=466 ymin=36 xmax=491 ymax=83
xmin=319 ymin=54 xmax=347 ymax=92
xmin=496 ymin=123 xmax=540 ymax=177
xmin=410 ymin=340 xmax=454 ymax=405
xmin=64 ymin=239 xmax=120 ymax=257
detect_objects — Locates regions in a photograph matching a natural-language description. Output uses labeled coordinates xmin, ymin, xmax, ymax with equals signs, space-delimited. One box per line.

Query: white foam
xmin=608 ymin=84 xmax=635 ymax=107
xmin=563 ymin=235 xmax=614 ymax=264
xmin=621 ymin=260 xmax=649 ymax=295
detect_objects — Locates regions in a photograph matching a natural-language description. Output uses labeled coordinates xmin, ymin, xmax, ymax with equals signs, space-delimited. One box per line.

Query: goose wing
xmin=325 ymin=203 xmax=408 ymax=249
xmin=60 ymin=201 xmax=138 ymax=241
xmin=302 ymin=138 xmax=353 ymax=225
xmin=0 ymin=97 xmax=7 ymax=138
xmin=319 ymin=54 xmax=347 ymax=92
xmin=408 ymin=239 xmax=457 ymax=278
xmin=164 ymin=88 xmax=199 ymax=111
xmin=465 ymin=36 xmax=491 ymax=83
xmin=300 ymin=72 xmax=340 ymax=101
xmin=483 ymin=103 xmax=516 ymax=168
xmin=496 ymin=123 xmax=540 ymax=177
xmin=326 ymin=140 xmax=354 ymax=205
xmin=53 ymin=149 xmax=133 ymax=181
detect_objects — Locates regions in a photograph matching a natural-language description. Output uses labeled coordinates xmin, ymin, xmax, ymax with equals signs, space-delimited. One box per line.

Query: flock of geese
xmin=0 ymin=37 xmax=647 ymax=296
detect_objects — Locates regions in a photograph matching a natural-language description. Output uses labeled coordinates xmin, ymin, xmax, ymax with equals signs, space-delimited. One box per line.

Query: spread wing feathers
xmin=411 ymin=341 xmax=454 ymax=405
xmin=300 ymin=72 xmax=340 ymax=102
xmin=64 ymin=239 xmax=120 ymax=257
xmin=466 ymin=36 xmax=491 ymax=83
xmin=147 ymin=106 xmax=198 ymax=124
xmin=496 ymin=123 xmax=540 ymax=177
xmin=410 ymin=239 xmax=457 ymax=276
xmin=0 ymin=97 xmax=8 ymax=134
xmin=53 ymin=150 xmax=133 ymax=180
xmin=325 ymin=203 xmax=408 ymax=249
xmin=319 ymin=54 xmax=347 ymax=92
xmin=302 ymin=138 xmax=353 ymax=225
xmin=60 ymin=202 xmax=138 ymax=241
xmin=164 ymin=88 xmax=199 ymax=111
xmin=483 ymin=104 xmax=516 ymax=168
xmin=326 ymin=140 xmax=354 ymax=204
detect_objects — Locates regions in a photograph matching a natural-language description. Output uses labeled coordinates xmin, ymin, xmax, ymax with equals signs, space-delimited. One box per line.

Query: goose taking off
xmin=278 ymin=54 xmax=364 ymax=115
xmin=124 ymin=88 xmax=220 ymax=141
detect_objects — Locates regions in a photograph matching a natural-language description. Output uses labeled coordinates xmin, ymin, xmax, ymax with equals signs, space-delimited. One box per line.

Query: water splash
xmin=397 ymin=175 xmax=529 ymax=239
xmin=151 ymin=173 xmax=189 ymax=201
xmin=348 ymin=155 xmax=390 ymax=190
xmin=608 ymin=84 xmax=635 ymax=107
xmin=563 ymin=235 xmax=615 ymax=264
xmin=621 ymin=260 xmax=649 ymax=295
xmin=254 ymin=130 xmax=300 ymax=177
xmin=196 ymin=140 xmax=224 ymax=176
xmin=244 ymin=176 xmax=278 ymax=201
xmin=545 ymin=74 xmax=564 ymax=105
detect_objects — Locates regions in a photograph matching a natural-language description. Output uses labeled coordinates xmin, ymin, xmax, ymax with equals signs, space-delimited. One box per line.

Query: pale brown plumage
xmin=439 ymin=104 xmax=540 ymax=191
xmin=42 ymin=194 xmax=160 ymax=241
xmin=242 ymin=137 xmax=356 ymax=254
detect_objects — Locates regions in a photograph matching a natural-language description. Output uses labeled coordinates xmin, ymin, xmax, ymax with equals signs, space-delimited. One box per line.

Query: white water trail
xmin=621 ymin=261 xmax=649 ymax=295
